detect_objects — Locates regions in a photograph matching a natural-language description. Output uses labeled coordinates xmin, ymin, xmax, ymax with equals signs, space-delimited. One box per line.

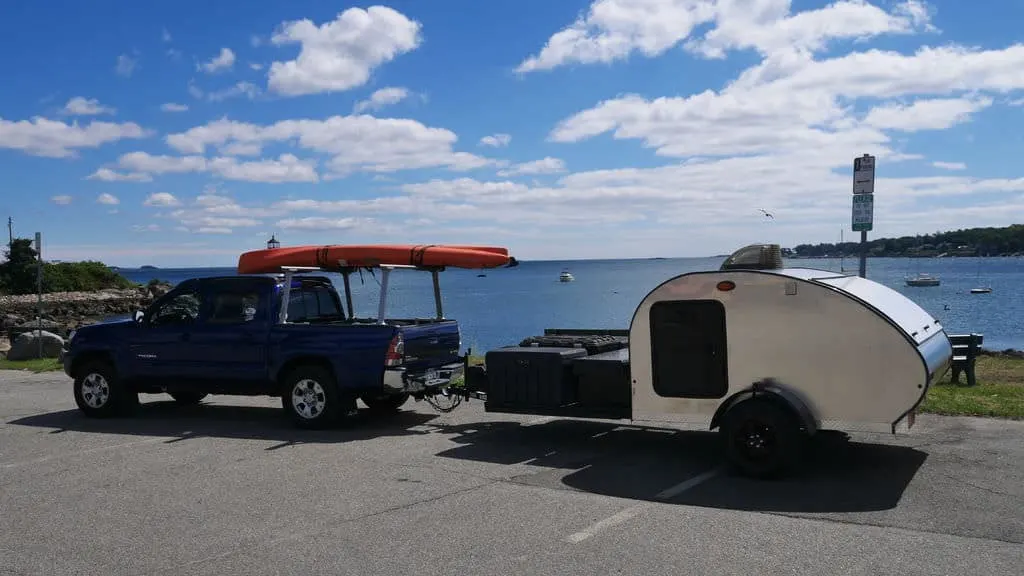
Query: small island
xmin=140 ymin=265 xmax=159 ymax=270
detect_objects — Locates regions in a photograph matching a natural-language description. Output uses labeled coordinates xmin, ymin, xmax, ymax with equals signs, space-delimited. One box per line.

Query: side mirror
xmin=133 ymin=309 xmax=145 ymax=323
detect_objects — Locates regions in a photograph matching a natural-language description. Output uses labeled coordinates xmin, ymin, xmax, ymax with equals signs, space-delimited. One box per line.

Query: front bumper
xmin=383 ymin=361 xmax=465 ymax=394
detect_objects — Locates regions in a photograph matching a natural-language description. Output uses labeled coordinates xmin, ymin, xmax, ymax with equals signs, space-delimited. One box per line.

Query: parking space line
xmin=0 ymin=437 xmax=168 ymax=470
xmin=565 ymin=504 xmax=647 ymax=543
xmin=654 ymin=467 xmax=722 ymax=500
xmin=525 ymin=416 xmax=556 ymax=426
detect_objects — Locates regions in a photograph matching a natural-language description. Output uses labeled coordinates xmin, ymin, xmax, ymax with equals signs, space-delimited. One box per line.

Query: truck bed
xmin=471 ymin=329 xmax=632 ymax=420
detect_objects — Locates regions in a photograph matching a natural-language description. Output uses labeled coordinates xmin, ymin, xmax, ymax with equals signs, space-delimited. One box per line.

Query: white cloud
xmin=62 ymin=97 xmax=115 ymax=116
xmin=51 ymin=195 xmax=73 ymax=205
xmin=516 ymin=0 xmax=934 ymax=73
xmin=933 ymin=161 xmax=967 ymax=170
xmin=199 ymin=48 xmax=236 ymax=73
xmin=250 ymin=62 xmax=264 ymax=71
xmin=267 ymin=6 xmax=422 ymax=96
xmin=113 ymin=151 xmax=318 ymax=183
xmin=275 ymin=216 xmax=371 ymax=230
xmin=132 ymin=224 xmax=161 ymax=232
xmin=497 ymin=157 xmax=567 ymax=177
xmin=0 ymin=117 xmax=149 ymax=158
xmin=863 ymin=97 xmax=993 ymax=131
xmin=353 ymin=87 xmax=410 ymax=113
xmin=161 ymin=102 xmax=189 ymax=112
xmin=143 ymin=192 xmax=181 ymax=207
xmin=479 ymin=133 xmax=511 ymax=147
xmin=115 ymin=53 xmax=138 ymax=77
xmin=86 ymin=167 xmax=153 ymax=182
xmin=207 ymin=82 xmax=260 ymax=102
xmin=164 ymin=115 xmax=494 ymax=176
xmin=162 ymin=29 xmax=172 ymax=43
xmin=96 ymin=193 xmax=120 ymax=205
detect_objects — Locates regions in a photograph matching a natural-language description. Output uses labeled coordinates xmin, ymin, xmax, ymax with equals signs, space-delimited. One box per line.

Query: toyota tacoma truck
xmin=62 ymin=266 xmax=466 ymax=429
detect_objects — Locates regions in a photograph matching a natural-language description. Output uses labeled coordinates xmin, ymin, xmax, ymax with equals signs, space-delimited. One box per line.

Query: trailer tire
xmin=721 ymin=397 xmax=804 ymax=479
xmin=280 ymin=365 xmax=355 ymax=429
xmin=360 ymin=392 xmax=410 ymax=415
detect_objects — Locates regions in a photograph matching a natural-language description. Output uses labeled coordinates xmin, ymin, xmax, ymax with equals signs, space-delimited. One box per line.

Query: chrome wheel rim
xmin=81 ymin=373 xmax=110 ymax=408
xmin=291 ymin=379 xmax=326 ymax=419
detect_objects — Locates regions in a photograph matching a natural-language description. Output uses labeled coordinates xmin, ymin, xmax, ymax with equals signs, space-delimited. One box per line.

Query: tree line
xmin=791 ymin=224 xmax=1024 ymax=258
xmin=0 ymin=237 xmax=135 ymax=295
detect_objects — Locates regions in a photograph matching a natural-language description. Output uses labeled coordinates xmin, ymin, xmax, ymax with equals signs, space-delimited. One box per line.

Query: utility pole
xmin=7 ymin=216 xmax=12 ymax=249
xmin=852 ymin=154 xmax=875 ymax=278
xmin=35 ymin=232 xmax=43 ymax=359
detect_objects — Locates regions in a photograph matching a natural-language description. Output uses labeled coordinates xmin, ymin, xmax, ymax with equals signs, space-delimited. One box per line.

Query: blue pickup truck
xmin=62 ymin=268 xmax=466 ymax=428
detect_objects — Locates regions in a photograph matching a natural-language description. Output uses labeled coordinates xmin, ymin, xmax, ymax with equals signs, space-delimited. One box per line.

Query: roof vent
xmin=720 ymin=243 xmax=784 ymax=271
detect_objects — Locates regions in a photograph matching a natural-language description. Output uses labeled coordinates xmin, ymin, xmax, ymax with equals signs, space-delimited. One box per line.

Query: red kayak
xmin=237 ymin=244 xmax=514 ymax=274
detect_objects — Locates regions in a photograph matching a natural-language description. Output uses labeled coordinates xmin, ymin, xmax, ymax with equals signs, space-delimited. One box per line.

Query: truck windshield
xmin=285 ymin=282 xmax=346 ymax=323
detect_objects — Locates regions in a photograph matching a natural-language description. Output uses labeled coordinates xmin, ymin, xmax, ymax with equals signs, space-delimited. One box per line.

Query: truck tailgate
xmin=398 ymin=321 xmax=461 ymax=369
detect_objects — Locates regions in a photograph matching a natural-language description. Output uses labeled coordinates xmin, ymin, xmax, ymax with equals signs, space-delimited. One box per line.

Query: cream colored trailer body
xmin=628 ymin=268 xmax=952 ymax=434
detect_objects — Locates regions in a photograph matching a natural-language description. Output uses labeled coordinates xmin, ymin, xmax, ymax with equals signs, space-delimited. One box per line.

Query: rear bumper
xmin=383 ymin=361 xmax=465 ymax=394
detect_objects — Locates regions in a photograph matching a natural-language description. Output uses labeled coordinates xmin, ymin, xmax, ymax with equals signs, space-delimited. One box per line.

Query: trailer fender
xmin=709 ymin=379 xmax=818 ymax=436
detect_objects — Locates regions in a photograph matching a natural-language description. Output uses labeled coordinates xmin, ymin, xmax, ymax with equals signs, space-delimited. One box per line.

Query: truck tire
xmin=73 ymin=361 xmax=138 ymax=418
xmin=360 ymin=392 xmax=410 ymax=414
xmin=721 ymin=397 xmax=804 ymax=479
xmin=169 ymin=392 xmax=208 ymax=405
xmin=280 ymin=365 xmax=355 ymax=429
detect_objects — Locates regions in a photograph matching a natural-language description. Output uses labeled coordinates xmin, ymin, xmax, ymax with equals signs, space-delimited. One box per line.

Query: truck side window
xmin=286 ymin=283 xmax=343 ymax=323
xmin=149 ymin=288 xmax=201 ymax=326
xmin=208 ymin=291 xmax=260 ymax=324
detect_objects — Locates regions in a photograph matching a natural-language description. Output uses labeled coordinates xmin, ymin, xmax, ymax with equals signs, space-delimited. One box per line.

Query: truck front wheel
xmin=281 ymin=365 xmax=355 ymax=429
xmin=721 ymin=397 xmax=804 ymax=479
xmin=73 ymin=361 xmax=138 ymax=418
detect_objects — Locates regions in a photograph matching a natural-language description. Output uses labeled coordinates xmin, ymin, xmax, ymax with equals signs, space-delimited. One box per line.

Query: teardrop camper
xmin=467 ymin=244 xmax=953 ymax=478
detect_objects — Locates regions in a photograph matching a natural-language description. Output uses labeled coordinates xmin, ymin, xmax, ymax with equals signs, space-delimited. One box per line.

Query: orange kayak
xmin=237 ymin=244 xmax=513 ymax=274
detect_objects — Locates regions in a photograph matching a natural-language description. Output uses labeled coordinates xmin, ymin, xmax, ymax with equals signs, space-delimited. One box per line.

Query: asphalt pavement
xmin=1 ymin=370 xmax=1022 ymax=575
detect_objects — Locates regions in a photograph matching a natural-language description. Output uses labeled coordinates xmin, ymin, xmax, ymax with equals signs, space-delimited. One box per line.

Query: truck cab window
xmin=149 ymin=289 xmax=201 ymax=326
xmin=286 ymin=283 xmax=344 ymax=323
xmin=208 ymin=291 xmax=260 ymax=324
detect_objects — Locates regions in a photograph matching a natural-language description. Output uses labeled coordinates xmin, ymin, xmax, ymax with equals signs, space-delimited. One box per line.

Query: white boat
xmin=905 ymin=273 xmax=940 ymax=287
xmin=559 ymin=269 xmax=574 ymax=282
xmin=969 ymin=287 xmax=992 ymax=294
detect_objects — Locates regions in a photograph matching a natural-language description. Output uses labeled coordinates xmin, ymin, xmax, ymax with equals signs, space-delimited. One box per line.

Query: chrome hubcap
xmin=291 ymin=379 xmax=326 ymax=419
xmin=81 ymin=373 xmax=110 ymax=408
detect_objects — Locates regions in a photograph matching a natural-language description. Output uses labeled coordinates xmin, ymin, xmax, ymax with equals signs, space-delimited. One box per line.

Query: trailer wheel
xmin=721 ymin=398 xmax=804 ymax=479
xmin=360 ymin=392 xmax=410 ymax=415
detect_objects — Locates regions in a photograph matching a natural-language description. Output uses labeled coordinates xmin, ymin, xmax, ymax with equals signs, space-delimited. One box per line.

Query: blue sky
xmin=2 ymin=0 xmax=1024 ymax=267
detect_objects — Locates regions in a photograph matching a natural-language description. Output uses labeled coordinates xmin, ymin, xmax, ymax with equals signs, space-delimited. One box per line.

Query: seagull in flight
xmin=759 ymin=208 xmax=775 ymax=220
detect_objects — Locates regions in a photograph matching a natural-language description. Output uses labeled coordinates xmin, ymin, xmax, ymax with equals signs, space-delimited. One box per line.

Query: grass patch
xmin=0 ymin=357 xmax=63 ymax=373
xmin=921 ymin=355 xmax=1024 ymax=419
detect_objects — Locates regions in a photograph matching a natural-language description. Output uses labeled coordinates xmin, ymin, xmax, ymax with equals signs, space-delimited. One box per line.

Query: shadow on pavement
xmin=434 ymin=419 xmax=927 ymax=514
xmin=9 ymin=398 xmax=440 ymax=448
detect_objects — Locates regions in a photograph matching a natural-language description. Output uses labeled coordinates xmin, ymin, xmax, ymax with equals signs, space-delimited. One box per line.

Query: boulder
xmin=7 ymin=330 xmax=65 ymax=361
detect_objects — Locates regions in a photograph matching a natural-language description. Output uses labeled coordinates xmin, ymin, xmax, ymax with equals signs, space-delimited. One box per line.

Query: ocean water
xmin=116 ymin=256 xmax=1024 ymax=352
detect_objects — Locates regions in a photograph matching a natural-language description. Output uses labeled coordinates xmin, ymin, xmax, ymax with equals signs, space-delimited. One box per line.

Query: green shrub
xmin=1 ymin=237 xmax=136 ymax=295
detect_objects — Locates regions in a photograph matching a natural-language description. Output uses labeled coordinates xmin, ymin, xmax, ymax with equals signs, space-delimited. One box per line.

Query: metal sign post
xmin=35 ymin=232 xmax=43 ymax=358
xmin=852 ymin=154 xmax=875 ymax=278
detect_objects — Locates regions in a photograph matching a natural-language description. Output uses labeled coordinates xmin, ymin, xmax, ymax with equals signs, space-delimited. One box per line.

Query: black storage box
xmin=484 ymin=346 xmax=587 ymax=410
xmin=572 ymin=348 xmax=632 ymax=410
xmin=518 ymin=334 xmax=627 ymax=355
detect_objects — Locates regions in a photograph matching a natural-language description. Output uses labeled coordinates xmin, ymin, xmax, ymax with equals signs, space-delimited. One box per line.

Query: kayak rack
xmin=273 ymin=264 xmax=447 ymax=325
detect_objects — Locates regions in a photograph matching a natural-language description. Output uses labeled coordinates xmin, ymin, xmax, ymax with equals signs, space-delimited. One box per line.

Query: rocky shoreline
xmin=1 ymin=282 xmax=172 ymax=344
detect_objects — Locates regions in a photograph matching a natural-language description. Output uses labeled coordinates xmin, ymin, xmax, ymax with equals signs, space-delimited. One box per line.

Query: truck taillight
xmin=385 ymin=333 xmax=404 ymax=367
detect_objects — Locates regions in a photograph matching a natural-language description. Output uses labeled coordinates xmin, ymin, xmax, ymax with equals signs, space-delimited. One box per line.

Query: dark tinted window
xmin=286 ymin=283 xmax=343 ymax=322
xmin=208 ymin=291 xmax=261 ymax=324
xmin=649 ymin=299 xmax=728 ymax=399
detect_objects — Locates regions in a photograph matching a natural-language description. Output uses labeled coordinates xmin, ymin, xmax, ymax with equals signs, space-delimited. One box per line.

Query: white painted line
xmin=565 ymin=504 xmax=646 ymax=543
xmin=591 ymin=431 xmax=610 ymax=438
xmin=654 ymin=467 xmax=723 ymax=500
xmin=0 ymin=437 xmax=168 ymax=470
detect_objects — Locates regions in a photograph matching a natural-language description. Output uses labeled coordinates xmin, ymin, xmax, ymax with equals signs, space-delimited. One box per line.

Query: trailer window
xmin=649 ymin=299 xmax=728 ymax=399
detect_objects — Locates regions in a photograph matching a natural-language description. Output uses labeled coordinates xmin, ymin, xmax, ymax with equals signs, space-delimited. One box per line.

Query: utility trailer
xmin=461 ymin=244 xmax=953 ymax=478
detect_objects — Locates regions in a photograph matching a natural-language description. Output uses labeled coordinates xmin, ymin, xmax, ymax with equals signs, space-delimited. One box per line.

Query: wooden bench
xmin=949 ymin=333 xmax=983 ymax=386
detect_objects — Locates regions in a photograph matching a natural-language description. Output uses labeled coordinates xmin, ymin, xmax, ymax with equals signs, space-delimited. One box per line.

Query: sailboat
xmin=970 ymin=256 xmax=992 ymax=294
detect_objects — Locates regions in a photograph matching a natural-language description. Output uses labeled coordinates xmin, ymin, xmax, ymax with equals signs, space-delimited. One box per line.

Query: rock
xmin=7 ymin=330 xmax=64 ymax=361
xmin=1 ymin=314 xmax=24 ymax=331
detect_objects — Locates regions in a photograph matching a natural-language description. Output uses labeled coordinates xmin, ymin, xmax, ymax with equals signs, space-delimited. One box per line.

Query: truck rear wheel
xmin=73 ymin=361 xmax=137 ymax=418
xmin=360 ymin=392 xmax=410 ymax=415
xmin=721 ymin=397 xmax=804 ymax=479
xmin=280 ymin=365 xmax=355 ymax=429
